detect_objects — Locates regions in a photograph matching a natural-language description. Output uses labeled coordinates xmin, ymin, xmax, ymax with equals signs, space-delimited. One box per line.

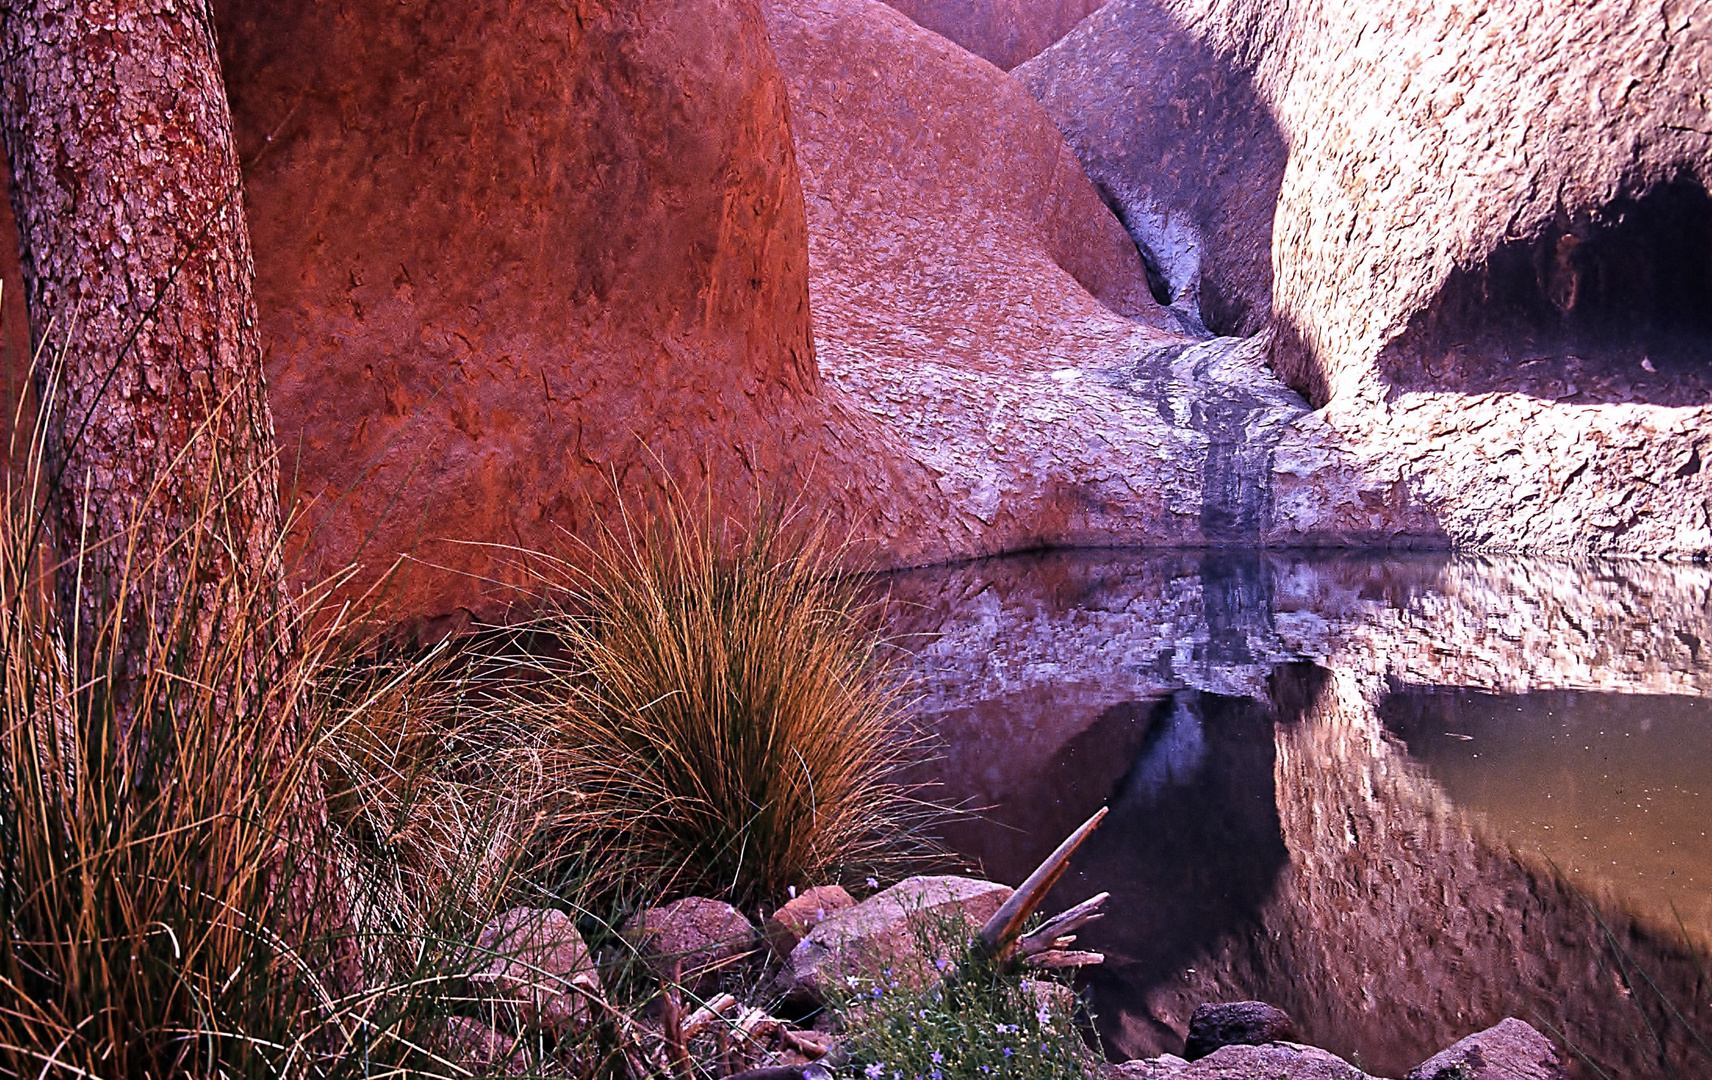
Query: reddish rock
xmin=467 ymin=907 xmax=599 ymax=1036
xmin=622 ymin=896 xmax=760 ymax=985
xmin=764 ymin=884 xmax=857 ymax=959
xmin=216 ymin=0 xmax=944 ymax=626
xmin=879 ymin=0 xmax=1109 ymax=70
xmin=1016 ymin=0 xmax=1285 ymax=338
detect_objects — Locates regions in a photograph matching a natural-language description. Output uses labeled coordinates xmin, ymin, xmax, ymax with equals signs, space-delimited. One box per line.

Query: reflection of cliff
xmin=1128 ymin=670 xmax=1712 ymax=1079
xmin=890 ymin=552 xmax=1712 ymax=1076
xmin=1276 ymin=555 xmax=1712 ymax=697
xmin=890 ymin=550 xmax=1712 ymax=713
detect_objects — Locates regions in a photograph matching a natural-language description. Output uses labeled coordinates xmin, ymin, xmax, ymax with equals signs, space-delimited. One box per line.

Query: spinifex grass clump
xmin=521 ymin=496 xmax=929 ymax=908
xmin=835 ymin=931 xmax=1098 ymax=1080
xmin=0 ymin=383 xmax=524 ymax=1077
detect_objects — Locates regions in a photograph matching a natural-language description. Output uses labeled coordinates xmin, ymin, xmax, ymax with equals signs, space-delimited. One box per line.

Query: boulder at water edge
xmin=1407 ymin=1018 xmax=1567 ymax=1080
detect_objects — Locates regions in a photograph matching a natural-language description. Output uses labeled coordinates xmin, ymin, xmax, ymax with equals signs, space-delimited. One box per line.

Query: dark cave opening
xmin=1382 ymin=177 xmax=1712 ymax=404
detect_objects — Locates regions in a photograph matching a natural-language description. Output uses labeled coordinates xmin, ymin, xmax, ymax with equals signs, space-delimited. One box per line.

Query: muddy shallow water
xmin=886 ymin=550 xmax=1712 ymax=1079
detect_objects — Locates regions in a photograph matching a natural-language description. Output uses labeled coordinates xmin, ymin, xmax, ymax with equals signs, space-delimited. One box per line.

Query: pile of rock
xmin=1110 ymin=1003 xmax=1567 ymax=1080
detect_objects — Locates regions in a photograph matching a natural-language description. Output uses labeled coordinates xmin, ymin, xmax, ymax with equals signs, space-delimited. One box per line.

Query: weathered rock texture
xmin=1017 ymin=1 xmax=1284 ymax=337
xmin=1184 ymin=1001 xmax=1297 ymax=1061
xmin=216 ymin=0 xmax=948 ymax=625
xmin=764 ymin=884 xmax=856 ymax=958
xmin=1022 ymin=0 xmax=1712 ymax=558
xmin=879 ymin=0 xmax=1108 ymax=70
xmin=765 ymin=0 xmax=1375 ymax=555
xmin=621 ymin=896 xmax=759 ymax=985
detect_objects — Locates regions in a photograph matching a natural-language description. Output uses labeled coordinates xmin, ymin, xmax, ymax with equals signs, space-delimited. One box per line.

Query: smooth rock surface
xmin=764 ymin=885 xmax=857 ymax=959
xmin=1022 ymin=0 xmax=1712 ymax=558
xmin=768 ymin=0 xmax=1376 ymax=553
xmin=1017 ymin=1 xmax=1285 ymax=337
xmin=880 ymin=0 xmax=1109 ymax=69
xmin=1406 ymin=1018 xmax=1566 ymax=1080
xmin=467 ymin=907 xmax=598 ymax=1035
xmin=623 ymin=897 xmax=760 ymax=984
xmin=782 ymin=875 xmax=1012 ymax=998
xmin=1184 ymin=1001 xmax=1298 ymax=1061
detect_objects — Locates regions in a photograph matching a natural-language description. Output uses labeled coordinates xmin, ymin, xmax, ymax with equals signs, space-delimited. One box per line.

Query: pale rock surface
xmin=781 ymin=875 xmax=1011 ymax=999
xmin=1406 ymin=1019 xmax=1566 ymax=1080
xmin=1023 ymin=0 xmax=1712 ymax=558
xmin=1168 ymin=1042 xmax=1378 ymax=1079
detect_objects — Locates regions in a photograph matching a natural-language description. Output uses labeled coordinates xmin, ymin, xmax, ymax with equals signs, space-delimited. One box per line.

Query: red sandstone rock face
xmin=879 ymin=0 xmax=1108 ymax=70
xmin=216 ymin=0 xmax=942 ymax=627
xmin=1016 ymin=2 xmax=1285 ymax=338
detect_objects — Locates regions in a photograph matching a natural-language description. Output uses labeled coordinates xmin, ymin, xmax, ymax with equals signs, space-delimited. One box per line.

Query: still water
xmin=887 ymin=550 xmax=1712 ymax=1079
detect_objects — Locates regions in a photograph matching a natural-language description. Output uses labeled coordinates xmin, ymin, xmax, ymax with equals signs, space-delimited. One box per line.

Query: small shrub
xmin=517 ymin=495 xmax=933 ymax=908
xmin=834 ymin=931 xmax=1099 ymax=1080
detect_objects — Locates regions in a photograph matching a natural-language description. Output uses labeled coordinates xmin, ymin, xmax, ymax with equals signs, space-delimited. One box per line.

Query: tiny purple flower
xmin=931 ymin=1053 xmax=943 ymax=1065
xmin=865 ymin=1065 xmax=884 ymax=1080
xmin=1003 ymin=1048 xmax=1014 ymax=1059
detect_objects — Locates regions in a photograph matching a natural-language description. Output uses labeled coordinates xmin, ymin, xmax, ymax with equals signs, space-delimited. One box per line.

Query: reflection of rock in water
xmin=885 ymin=551 xmax=1712 ymax=1077
xmin=1120 ymin=667 xmax=1712 ymax=1079
xmin=1067 ymin=687 xmax=1290 ymax=1057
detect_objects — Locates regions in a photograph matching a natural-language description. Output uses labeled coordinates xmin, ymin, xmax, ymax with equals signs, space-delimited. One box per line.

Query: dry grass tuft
xmin=513 ymin=495 xmax=935 ymax=909
xmin=0 ymin=358 xmax=526 ymax=1077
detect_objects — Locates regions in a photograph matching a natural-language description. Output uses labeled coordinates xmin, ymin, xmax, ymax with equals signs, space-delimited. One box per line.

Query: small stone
xmin=764 ymin=885 xmax=857 ymax=958
xmin=1406 ymin=1018 xmax=1567 ymax=1080
xmin=622 ymin=896 xmax=760 ymax=986
xmin=1184 ymin=1000 xmax=1297 ymax=1060
xmin=467 ymin=907 xmax=600 ymax=1036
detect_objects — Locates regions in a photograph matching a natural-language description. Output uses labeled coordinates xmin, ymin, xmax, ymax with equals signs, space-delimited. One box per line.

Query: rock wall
xmin=1022 ymin=0 xmax=1712 ymax=559
xmin=878 ymin=0 xmax=1109 ymax=70
xmin=217 ymin=0 xmax=950 ymax=627
xmin=765 ymin=0 xmax=1370 ymax=555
